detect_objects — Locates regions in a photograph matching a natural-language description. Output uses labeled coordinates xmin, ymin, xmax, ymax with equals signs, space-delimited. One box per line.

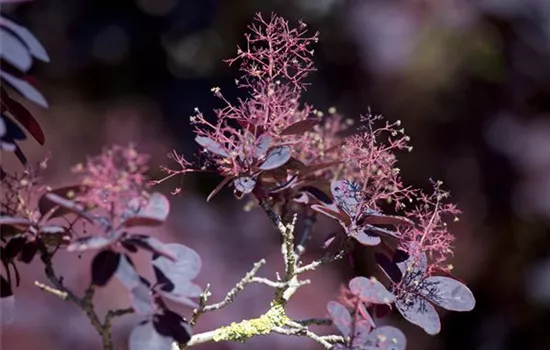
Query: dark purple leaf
xmin=259 ymin=146 xmax=291 ymax=170
xmin=91 ymin=250 xmax=121 ymax=287
xmin=4 ymin=236 xmax=27 ymax=262
xmin=374 ymin=304 xmax=392 ymax=319
xmin=153 ymin=309 xmax=192 ymax=344
xmin=361 ymin=212 xmax=413 ymax=227
xmin=363 ymin=225 xmax=400 ymax=239
xmin=395 ymin=295 xmax=441 ymax=335
xmin=1 ymin=275 xmax=13 ymax=298
xmin=123 ymin=192 xmax=170 ymax=227
xmin=195 ymin=136 xmax=229 ymax=157
xmin=129 ymin=321 xmax=173 ymax=350
xmin=121 ymin=240 xmax=139 ymax=253
xmin=67 ymin=230 xmax=124 ymax=252
xmin=2 ymin=96 xmax=44 ymax=144
xmin=0 ymin=17 xmax=50 ymax=62
xmin=123 ymin=235 xmax=176 ymax=261
xmin=374 ymin=253 xmax=402 ymax=283
xmin=206 ymin=176 xmax=233 ymax=202
xmin=299 ymin=186 xmax=333 ymax=204
xmin=233 ymin=176 xmax=256 ymax=194
xmin=326 ymin=301 xmax=352 ymax=338
xmin=421 ymin=276 xmax=475 ymax=312
xmin=310 ymin=203 xmax=346 ymax=222
xmin=349 ymin=277 xmax=395 ymax=304
xmin=392 ymin=249 xmax=409 ymax=263
xmin=280 ymin=118 xmax=319 ymax=135
xmin=365 ymin=326 xmax=407 ymax=350
xmin=1 ymin=113 xmax=25 ymax=140
xmin=18 ymin=241 xmax=37 ymax=263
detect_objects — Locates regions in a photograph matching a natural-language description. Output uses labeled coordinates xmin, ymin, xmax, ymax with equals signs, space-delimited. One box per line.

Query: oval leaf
xmin=365 ymin=326 xmax=407 ymax=350
xmin=327 ymin=301 xmax=352 ymax=338
xmin=153 ymin=309 xmax=193 ymax=345
xmin=233 ymin=176 xmax=256 ymax=194
xmin=91 ymin=250 xmax=121 ymax=287
xmin=195 ymin=136 xmax=229 ymax=157
xmin=0 ymin=17 xmax=50 ymax=62
xmin=0 ymin=28 xmax=32 ymax=71
xmin=67 ymin=230 xmax=123 ymax=252
xmin=0 ymin=71 xmax=47 ymax=108
xmin=422 ymin=276 xmax=475 ymax=312
xmin=152 ymin=243 xmax=201 ymax=291
xmin=280 ymin=118 xmax=319 ymax=135
xmin=129 ymin=321 xmax=173 ymax=350
xmin=115 ymin=254 xmax=142 ymax=290
xmin=349 ymin=277 xmax=395 ymax=304
xmin=353 ymin=230 xmax=382 ymax=247
xmin=259 ymin=146 xmax=291 ymax=170
xmin=395 ymin=295 xmax=441 ymax=335
xmin=123 ymin=193 xmax=170 ymax=227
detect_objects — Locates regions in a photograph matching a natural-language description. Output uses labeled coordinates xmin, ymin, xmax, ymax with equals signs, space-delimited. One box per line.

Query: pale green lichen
xmin=213 ymin=302 xmax=289 ymax=343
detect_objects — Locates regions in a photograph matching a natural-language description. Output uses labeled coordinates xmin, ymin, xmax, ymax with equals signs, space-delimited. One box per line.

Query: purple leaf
xmin=365 ymin=326 xmax=407 ymax=350
xmin=253 ymin=134 xmax=271 ymax=159
xmin=153 ymin=309 xmax=193 ymax=344
xmin=0 ymin=216 xmax=31 ymax=229
xmin=233 ymin=177 xmax=256 ymax=194
xmin=123 ymin=235 xmax=176 ymax=261
xmin=115 ymin=254 xmax=142 ymax=290
xmin=326 ymin=301 xmax=352 ymax=338
xmin=0 ymin=28 xmax=32 ymax=71
xmin=129 ymin=321 xmax=174 ymax=350
xmin=195 ymin=136 xmax=229 ymax=157
xmin=280 ymin=118 xmax=319 ymax=135
xmin=421 ymin=276 xmax=475 ymax=312
xmin=310 ymin=203 xmax=346 ymax=221
xmin=67 ymin=230 xmax=124 ymax=252
xmin=123 ymin=192 xmax=170 ymax=227
xmin=331 ymin=180 xmax=362 ymax=218
xmin=0 ymin=17 xmax=50 ymax=62
xmin=91 ymin=250 xmax=121 ymax=287
xmin=158 ymin=283 xmax=202 ymax=308
xmin=349 ymin=320 xmax=372 ymax=348
xmin=299 ymin=186 xmax=333 ymax=204
xmin=353 ymin=230 xmax=381 ymax=246
xmin=130 ymin=281 xmax=155 ymax=316
xmin=38 ymin=186 xmax=89 ymax=219
xmin=259 ymin=146 xmax=291 ymax=170
xmin=0 ymin=71 xmax=47 ymax=108
xmin=349 ymin=277 xmax=395 ymax=304
xmin=395 ymin=295 xmax=441 ymax=335
xmin=397 ymin=253 xmax=427 ymax=276
xmin=363 ymin=225 xmax=400 ymax=239
xmin=152 ymin=243 xmax=201 ymax=297
xmin=361 ymin=212 xmax=413 ymax=227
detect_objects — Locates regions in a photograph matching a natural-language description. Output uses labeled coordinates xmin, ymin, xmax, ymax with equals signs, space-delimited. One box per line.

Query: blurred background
xmin=2 ymin=0 xmax=550 ymax=349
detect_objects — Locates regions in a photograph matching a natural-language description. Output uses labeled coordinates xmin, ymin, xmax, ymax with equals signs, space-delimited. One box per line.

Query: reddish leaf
xmin=206 ymin=176 xmax=233 ymax=202
xmin=4 ymin=97 xmax=45 ymax=144
xmin=361 ymin=212 xmax=414 ymax=227
xmin=280 ymin=118 xmax=319 ymax=135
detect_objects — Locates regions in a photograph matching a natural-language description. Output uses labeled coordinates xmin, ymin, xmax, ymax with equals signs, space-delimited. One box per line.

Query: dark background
xmin=2 ymin=0 xmax=550 ymax=349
